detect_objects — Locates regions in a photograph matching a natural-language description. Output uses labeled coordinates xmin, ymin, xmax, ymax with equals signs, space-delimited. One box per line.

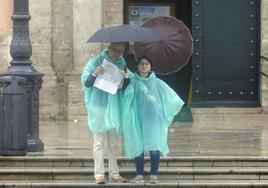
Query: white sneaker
xmin=109 ymin=175 xmax=127 ymax=183
xmin=130 ymin=175 xmax=144 ymax=183
xmin=95 ymin=175 xmax=105 ymax=184
xmin=149 ymin=175 xmax=158 ymax=184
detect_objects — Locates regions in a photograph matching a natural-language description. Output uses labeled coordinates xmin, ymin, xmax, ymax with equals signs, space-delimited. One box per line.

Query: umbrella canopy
xmin=133 ymin=16 xmax=193 ymax=75
xmin=87 ymin=24 xmax=160 ymax=43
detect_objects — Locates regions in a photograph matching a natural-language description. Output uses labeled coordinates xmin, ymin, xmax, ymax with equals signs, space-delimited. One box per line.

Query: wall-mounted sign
xmin=129 ymin=6 xmax=171 ymax=26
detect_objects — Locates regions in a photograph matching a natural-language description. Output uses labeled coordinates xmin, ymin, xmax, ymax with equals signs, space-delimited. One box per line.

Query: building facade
xmin=0 ymin=0 xmax=268 ymax=121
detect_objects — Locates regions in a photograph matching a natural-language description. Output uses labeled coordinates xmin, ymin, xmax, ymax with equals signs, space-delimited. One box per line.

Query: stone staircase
xmin=1 ymin=156 xmax=268 ymax=187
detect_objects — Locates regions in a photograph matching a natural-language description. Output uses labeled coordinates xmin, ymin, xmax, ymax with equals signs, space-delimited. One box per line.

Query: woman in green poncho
xmin=122 ymin=56 xmax=184 ymax=183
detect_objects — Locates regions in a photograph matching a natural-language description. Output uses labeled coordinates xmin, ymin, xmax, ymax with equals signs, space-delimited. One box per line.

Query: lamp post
xmin=1 ymin=0 xmax=44 ymax=152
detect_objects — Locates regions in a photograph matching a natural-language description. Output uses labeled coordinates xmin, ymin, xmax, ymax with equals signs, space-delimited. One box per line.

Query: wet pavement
xmin=32 ymin=112 xmax=268 ymax=157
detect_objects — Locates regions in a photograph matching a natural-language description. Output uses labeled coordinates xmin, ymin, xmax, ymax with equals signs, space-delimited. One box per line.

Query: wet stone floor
xmin=29 ymin=113 xmax=268 ymax=157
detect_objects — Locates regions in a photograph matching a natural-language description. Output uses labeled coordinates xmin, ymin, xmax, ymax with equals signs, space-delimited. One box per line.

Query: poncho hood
xmin=101 ymin=48 xmax=125 ymax=65
xmin=134 ymin=71 xmax=156 ymax=81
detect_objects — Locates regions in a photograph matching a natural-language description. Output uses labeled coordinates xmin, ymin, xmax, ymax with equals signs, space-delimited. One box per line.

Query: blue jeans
xmin=134 ymin=150 xmax=160 ymax=176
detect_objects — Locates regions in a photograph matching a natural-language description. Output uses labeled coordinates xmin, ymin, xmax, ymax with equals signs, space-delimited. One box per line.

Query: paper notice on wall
xmin=93 ymin=59 xmax=124 ymax=95
xmin=129 ymin=6 xmax=171 ymax=27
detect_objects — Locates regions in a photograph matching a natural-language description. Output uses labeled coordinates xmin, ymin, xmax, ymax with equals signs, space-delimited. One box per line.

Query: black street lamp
xmin=0 ymin=0 xmax=44 ymax=152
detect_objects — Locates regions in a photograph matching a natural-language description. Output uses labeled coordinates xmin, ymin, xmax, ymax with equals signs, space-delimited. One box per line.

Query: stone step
xmin=1 ymin=167 xmax=268 ymax=180
xmin=2 ymin=180 xmax=268 ymax=188
xmin=0 ymin=180 xmax=178 ymax=188
xmin=2 ymin=156 xmax=268 ymax=168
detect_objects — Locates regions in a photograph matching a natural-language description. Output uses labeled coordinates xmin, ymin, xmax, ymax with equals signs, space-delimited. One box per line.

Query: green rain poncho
xmin=81 ymin=48 xmax=126 ymax=134
xmin=122 ymin=72 xmax=184 ymax=158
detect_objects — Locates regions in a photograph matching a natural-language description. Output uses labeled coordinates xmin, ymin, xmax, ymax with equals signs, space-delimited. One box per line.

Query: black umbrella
xmin=87 ymin=24 xmax=160 ymax=43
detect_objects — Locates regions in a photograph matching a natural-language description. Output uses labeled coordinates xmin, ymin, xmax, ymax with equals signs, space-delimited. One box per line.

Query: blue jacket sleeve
xmin=84 ymin=73 xmax=97 ymax=88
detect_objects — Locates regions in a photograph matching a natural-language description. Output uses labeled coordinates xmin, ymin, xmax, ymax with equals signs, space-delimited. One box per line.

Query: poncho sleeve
xmin=158 ymin=79 xmax=185 ymax=127
xmin=81 ymin=56 xmax=99 ymax=89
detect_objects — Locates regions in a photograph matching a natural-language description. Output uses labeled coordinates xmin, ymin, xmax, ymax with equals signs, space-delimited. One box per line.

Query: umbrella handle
xmin=124 ymin=65 xmax=128 ymax=73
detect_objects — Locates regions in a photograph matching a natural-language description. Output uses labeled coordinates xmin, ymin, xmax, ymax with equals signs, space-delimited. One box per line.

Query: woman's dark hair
xmin=136 ymin=56 xmax=153 ymax=67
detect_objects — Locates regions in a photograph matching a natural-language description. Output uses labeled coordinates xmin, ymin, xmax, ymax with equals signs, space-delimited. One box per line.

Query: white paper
xmin=93 ymin=59 xmax=124 ymax=94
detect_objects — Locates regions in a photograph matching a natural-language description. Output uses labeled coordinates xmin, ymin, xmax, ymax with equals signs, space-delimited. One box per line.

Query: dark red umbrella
xmin=133 ymin=16 xmax=193 ymax=75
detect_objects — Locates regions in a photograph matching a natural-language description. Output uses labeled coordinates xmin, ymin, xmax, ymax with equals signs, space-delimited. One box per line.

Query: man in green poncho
xmin=81 ymin=43 xmax=129 ymax=184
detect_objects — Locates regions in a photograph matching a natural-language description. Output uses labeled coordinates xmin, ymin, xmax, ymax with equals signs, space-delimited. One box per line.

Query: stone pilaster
xmin=68 ymin=0 xmax=103 ymax=121
xmin=50 ymin=0 xmax=73 ymax=120
xmin=29 ymin=0 xmax=73 ymax=120
xmin=67 ymin=0 xmax=124 ymax=121
xmin=261 ymin=0 xmax=268 ymax=113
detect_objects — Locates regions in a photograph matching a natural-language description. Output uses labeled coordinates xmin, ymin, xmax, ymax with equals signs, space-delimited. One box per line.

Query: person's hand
xmin=94 ymin=66 xmax=105 ymax=75
xmin=118 ymin=83 xmax=123 ymax=90
xmin=124 ymin=68 xmax=129 ymax=78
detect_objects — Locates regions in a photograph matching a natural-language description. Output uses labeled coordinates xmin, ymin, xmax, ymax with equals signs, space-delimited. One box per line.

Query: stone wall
xmin=68 ymin=0 xmax=102 ymax=122
xmin=261 ymin=0 xmax=268 ymax=113
xmin=0 ymin=28 xmax=11 ymax=72
xmin=29 ymin=0 xmax=73 ymax=120
xmin=0 ymin=0 xmax=267 ymax=121
xmin=29 ymin=0 xmax=124 ymax=122
xmin=103 ymin=0 xmax=124 ymax=28
xmin=68 ymin=0 xmax=123 ymax=122
xmin=0 ymin=0 xmax=12 ymax=72
xmin=51 ymin=0 xmax=73 ymax=120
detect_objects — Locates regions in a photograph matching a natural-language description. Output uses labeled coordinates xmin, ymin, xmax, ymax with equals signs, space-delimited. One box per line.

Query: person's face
xmin=108 ymin=44 xmax=124 ymax=60
xmin=138 ymin=58 xmax=151 ymax=74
